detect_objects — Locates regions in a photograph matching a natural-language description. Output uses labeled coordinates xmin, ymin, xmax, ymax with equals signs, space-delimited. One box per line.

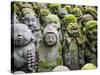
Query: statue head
xmin=13 ymin=23 xmax=34 ymax=46
xmin=48 ymin=3 xmax=61 ymax=14
xmin=64 ymin=5 xmax=72 ymax=14
xmin=43 ymin=26 xmax=59 ymax=47
xmin=40 ymin=8 xmax=51 ymax=22
xmin=67 ymin=23 xmax=80 ymax=37
xmin=22 ymin=13 xmax=40 ymax=31
xmin=58 ymin=8 xmax=68 ymax=19
xmin=86 ymin=20 xmax=97 ymax=41
xmin=71 ymin=7 xmax=82 ymax=18
xmin=62 ymin=14 xmax=77 ymax=28
xmin=79 ymin=14 xmax=93 ymax=27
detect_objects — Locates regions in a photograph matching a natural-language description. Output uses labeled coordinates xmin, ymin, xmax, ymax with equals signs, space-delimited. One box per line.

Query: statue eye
xmin=32 ymin=18 xmax=37 ymax=23
xmin=31 ymin=18 xmax=35 ymax=22
xmin=46 ymin=36 xmax=50 ymax=39
xmin=25 ymin=18 xmax=29 ymax=22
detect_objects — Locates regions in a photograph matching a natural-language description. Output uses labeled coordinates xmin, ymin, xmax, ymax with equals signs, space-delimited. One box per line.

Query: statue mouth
xmin=16 ymin=36 xmax=24 ymax=44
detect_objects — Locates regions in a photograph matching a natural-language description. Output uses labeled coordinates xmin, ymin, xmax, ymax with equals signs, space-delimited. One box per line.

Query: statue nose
xmin=29 ymin=24 xmax=33 ymax=27
xmin=49 ymin=37 xmax=53 ymax=41
xmin=18 ymin=32 xmax=22 ymax=36
xmin=29 ymin=21 xmax=33 ymax=25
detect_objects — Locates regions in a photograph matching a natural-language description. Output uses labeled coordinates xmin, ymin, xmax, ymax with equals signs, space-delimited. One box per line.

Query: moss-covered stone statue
xmin=62 ymin=23 xmax=86 ymax=70
xmin=71 ymin=7 xmax=82 ymax=22
xmin=39 ymin=8 xmax=51 ymax=30
xmin=32 ymin=3 xmax=48 ymax=18
xmin=12 ymin=23 xmax=36 ymax=73
xmin=45 ymin=14 xmax=62 ymax=43
xmin=48 ymin=3 xmax=61 ymax=15
xmin=58 ymin=8 xmax=68 ymax=20
xmin=62 ymin=14 xmax=77 ymax=27
xmin=37 ymin=26 xmax=62 ymax=72
xmin=79 ymin=14 xmax=93 ymax=28
xmin=61 ymin=14 xmax=77 ymax=39
xmin=22 ymin=13 xmax=42 ymax=50
xmin=84 ymin=6 xmax=97 ymax=20
xmin=78 ymin=14 xmax=94 ymax=35
xmin=84 ymin=20 xmax=97 ymax=66
xmin=64 ymin=5 xmax=72 ymax=14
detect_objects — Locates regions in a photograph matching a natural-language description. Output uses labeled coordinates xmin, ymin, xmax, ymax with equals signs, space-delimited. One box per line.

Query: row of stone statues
xmin=11 ymin=1 xmax=97 ymax=73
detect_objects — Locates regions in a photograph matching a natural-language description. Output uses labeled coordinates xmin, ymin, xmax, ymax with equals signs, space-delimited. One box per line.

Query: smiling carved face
xmin=14 ymin=24 xmax=33 ymax=46
xmin=44 ymin=32 xmax=57 ymax=47
xmin=23 ymin=14 xmax=40 ymax=31
xmin=67 ymin=23 xmax=80 ymax=37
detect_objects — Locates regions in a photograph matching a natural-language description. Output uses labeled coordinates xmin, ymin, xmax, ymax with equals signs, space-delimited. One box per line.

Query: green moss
xmin=40 ymin=8 xmax=51 ymax=16
xmin=71 ymin=7 xmax=82 ymax=17
xmin=63 ymin=14 xmax=77 ymax=25
xmin=81 ymin=63 xmax=96 ymax=70
xmin=48 ymin=3 xmax=61 ymax=14
xmin=48 ymin=3 xmax=61 ymax=9
xmin=86 ymin=20 xmax=97 ymax=30
xmin=12 ymin=2 xmax=19 ymax=13
xmin=64 ymin=5 xmax=72 ymax=14
xmin=67 ymin=23 xmax=79 ymax=30
xmin=45 ymin=14 xmax=60 ymax=24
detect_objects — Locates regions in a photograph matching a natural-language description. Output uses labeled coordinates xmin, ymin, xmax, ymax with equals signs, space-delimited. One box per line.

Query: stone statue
xmin=84 ymin=20 xmax=97 ymax=66
xmin=37 ymin=26 xmax=62 ymax=72
xmin=58 ymin=8 xmax=68 ymax=20
xmin=48 ymin=3 xmax=61 ymax=15
xmin=39 ymin=8 xmax=51 ymax=30
xmin=12 ymin=23 xmax=36 ymax=73
xmin=45 ymin=14 xmax=62 ymax=43
xmin=62 ymin=23 xmax=85 ymax=70
xmin=22 ymin=13 xmax=42 ymax=50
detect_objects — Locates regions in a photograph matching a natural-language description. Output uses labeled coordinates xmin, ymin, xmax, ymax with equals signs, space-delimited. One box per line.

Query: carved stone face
xmin=86 ymin=20 xmax=97 ymax=41
xmin=67 ymin=23 xmax=80 ymax=37
xmin=14 ymin=24 xmax=33 ymax=46
xmin=59 ymin=8 xmax=68 ymax=19
xmin=49 ymin=4 xmax=61 ymax=14
xmin=44 ymin=33 xmax=57 ymax=46
xmin=40 ymin=9 xmax=50 ymax=22
xmin=23 ymin=14 xmax=40 ymax=31
xmin=71 ymin=8 xmax=82 ymax=18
